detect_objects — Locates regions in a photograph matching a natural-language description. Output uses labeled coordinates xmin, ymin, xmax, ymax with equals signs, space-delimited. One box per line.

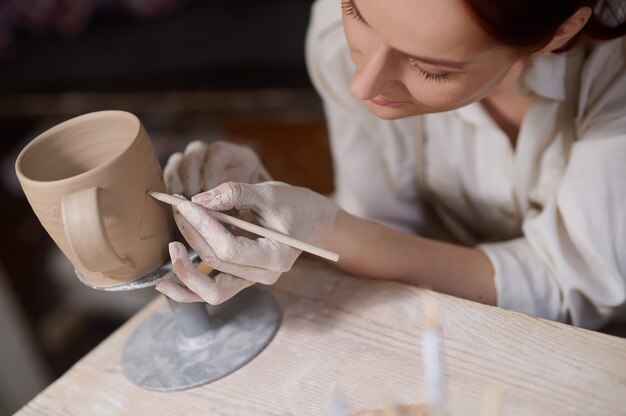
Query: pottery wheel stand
xmin=75 ymin=251 xmax=282 ymax=391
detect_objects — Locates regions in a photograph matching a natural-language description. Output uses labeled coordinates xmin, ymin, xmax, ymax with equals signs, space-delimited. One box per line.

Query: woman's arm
xmin=328 ymin=211 xmax=496 ymax=305
xmin=159 ymin=181 xmax=495 ymax=307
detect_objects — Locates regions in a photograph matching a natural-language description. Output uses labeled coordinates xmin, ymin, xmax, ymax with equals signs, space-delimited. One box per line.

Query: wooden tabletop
xmin=17 ymin=258 xmax=626 ymax=415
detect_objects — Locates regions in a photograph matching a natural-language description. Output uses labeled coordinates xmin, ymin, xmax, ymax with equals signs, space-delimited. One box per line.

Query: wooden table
xmin=17 ymin=258 xmax=626 ymax=415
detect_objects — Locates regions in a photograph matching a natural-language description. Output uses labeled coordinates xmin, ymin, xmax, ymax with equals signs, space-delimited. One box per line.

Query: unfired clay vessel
xmin=15 ymin=110 xmax=173 ymax=288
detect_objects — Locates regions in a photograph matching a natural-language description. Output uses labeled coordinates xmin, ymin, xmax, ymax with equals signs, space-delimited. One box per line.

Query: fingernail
xmin=191 ymin=192 xmax=213 ymax=206
xmin=168 ymin=241 xmax=184 ymax=258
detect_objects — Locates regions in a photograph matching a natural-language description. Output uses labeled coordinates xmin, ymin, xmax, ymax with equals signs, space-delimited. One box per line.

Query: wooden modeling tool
xmin=151 ymin=191 xmax=340 ymax=262
xmin=353 ymin=403 xmax=429 ymax=416
xmin=329 ymin=390 xmax=352 ymax=416
xmin=421 ymin=294 xmax=445 ymax=416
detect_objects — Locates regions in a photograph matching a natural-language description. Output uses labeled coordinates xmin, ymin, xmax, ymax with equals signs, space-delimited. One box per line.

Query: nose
xmin=349 ymin=45 xmax=396 ymax=100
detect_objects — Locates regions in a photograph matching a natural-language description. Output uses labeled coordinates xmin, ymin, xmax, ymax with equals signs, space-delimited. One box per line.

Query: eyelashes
xmin=342 ymin=0 xmax=451 ymax=84
xmin=341 ymin=0 xmax=363 ymax=22
xmin=408 ymin=58 xmax=451 ymax=83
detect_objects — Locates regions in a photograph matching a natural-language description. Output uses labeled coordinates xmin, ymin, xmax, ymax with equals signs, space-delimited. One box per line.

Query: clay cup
xmin=15 ymin=110 xmax=173 ymax=288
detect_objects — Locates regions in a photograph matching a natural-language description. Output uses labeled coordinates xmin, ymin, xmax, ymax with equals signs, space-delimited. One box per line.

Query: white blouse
xmin=306 ymin=0 xmax=626 ymax=329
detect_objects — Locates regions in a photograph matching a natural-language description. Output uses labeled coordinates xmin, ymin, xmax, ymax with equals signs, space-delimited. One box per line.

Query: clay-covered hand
xmin=163 ymin=140 xmax=271 ymax=197
xmin=155 ymin=182 xmax=339 ymax=304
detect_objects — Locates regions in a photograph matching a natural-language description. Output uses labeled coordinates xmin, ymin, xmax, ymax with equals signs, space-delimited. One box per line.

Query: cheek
xmin=404 ymin=66 xmax=511 ymax=110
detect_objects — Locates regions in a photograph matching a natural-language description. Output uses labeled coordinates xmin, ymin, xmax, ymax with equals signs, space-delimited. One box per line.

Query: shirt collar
xmin=456 ymin=50 xmax=580 ymax=125
xmin=455 ymin=51 xmax=571 ymax=127
xmin=516 ymin=52 xmax=569 ymax=101
xmin=455 ymin=101 xmax=496 ymax=128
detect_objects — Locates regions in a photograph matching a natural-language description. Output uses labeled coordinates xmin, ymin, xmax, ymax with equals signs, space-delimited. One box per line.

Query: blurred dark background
xmin=0 ymin=1 xmax=333 ymax=413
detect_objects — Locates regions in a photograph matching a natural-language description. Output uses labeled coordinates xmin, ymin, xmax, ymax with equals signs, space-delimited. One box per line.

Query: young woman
xmin=159 ymin=0 xmax=626 ymax=329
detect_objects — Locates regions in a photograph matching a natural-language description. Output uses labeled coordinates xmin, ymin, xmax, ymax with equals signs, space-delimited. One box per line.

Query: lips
xmin=368 ymin=95 xmax=407 ymax=107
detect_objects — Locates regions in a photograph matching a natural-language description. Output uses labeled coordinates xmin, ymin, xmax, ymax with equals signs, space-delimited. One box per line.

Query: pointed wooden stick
xmin=151 ymin=191 xmax=340 ymax=262
xmin=421 ymin=294 xmax=445 ymax=416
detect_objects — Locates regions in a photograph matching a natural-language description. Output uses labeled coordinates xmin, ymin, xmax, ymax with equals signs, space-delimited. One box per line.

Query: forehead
xmin=355 ymin=0 xmax=495 ymax=60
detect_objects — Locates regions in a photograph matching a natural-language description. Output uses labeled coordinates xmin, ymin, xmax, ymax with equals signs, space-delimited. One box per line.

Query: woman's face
xmin=342 ymin=0 xmax=521 ymax=119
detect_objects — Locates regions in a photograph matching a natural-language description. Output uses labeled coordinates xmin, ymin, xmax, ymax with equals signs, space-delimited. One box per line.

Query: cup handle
xmin=61 ymin=187 xmax=134 ymax=273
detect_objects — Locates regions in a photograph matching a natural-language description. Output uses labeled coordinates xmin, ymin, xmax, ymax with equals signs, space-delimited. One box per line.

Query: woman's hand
xmin=163 ymin=140 xmax=271 ymax=197
xmin=155 ymin=181 xmax=340 ymax=304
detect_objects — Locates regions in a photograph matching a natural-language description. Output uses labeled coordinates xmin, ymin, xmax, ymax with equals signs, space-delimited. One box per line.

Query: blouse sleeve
xmin=480 ymin=38 xmax=626 ymax=329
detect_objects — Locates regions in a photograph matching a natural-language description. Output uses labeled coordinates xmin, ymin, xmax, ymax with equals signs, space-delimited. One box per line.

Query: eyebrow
xmin=351 ymin=0 xmax=468 ymax=70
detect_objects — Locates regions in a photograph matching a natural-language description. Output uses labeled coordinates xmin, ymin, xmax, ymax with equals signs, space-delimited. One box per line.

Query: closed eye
xmin=408 ymin=58 xmax=451 ymax=83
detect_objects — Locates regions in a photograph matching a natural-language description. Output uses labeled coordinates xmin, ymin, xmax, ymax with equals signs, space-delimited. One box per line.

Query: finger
xmin=206 ymin=142 xmax=264 ymax=185
xmin=173 ymin=206 xmax=221 ymax=261
xmin=177 ymin=201 xmax=237 ymax=255
xmin=163 ymin=152 xmax=184 ymax=195
xmin=181 ymin=141 xmax=208 ymax=196
xmin=191 ymin=182 xmax=268 ymax=212
xmin=169 ymin=242 xmax=253 ymax=304
xmin=174 ymin=208 xmax=240 ymax=272
xmin=175 ymin=204 xmax=282 ymax=282
xmin=256 ymin=164 xmax=273 ymax=182
xmin=155 ymin=278 xmax=203 ymax=303
xmin=211 ymin=272 xmax=255 ymax=302
xmin=176 ymin=202 xmax=292 ymax=282
xmin=195 ymin=238 xmax=287 ymax=284
xmin=169 ymin=241 xmax=217 ymax=299
xmin=227 ymin=236 xmax=299 ymax=273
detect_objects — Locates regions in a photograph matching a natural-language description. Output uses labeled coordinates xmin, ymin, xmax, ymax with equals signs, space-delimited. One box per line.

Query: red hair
xmin=462 ymin=0 xmax=626 ymax=52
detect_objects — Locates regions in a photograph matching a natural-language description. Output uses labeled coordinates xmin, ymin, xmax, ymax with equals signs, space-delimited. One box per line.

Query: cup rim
xmin=15 ymin=110 xmax=141 ymax=187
